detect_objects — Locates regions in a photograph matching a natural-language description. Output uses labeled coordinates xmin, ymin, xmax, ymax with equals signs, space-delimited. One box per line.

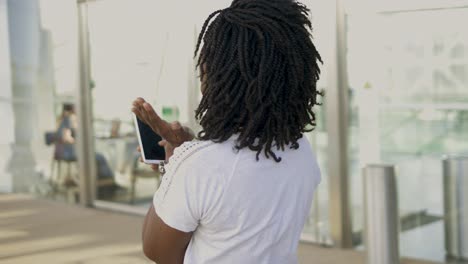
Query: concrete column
xmin=34 ymin=29 xmax=56 ymax=179
xmin=6 ymin=0 xmax=41 ymax=192
xmin=0 ymin=0 xmax=14 ymax=192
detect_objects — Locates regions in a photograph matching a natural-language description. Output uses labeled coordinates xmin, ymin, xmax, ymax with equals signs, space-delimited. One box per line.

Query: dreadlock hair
xmin=194 ymin=0 xmax=323 ymax=162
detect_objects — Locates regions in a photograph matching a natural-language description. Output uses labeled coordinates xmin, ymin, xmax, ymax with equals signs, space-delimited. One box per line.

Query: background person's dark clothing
xmin=54 ymin=116 xmax=77 ymax=161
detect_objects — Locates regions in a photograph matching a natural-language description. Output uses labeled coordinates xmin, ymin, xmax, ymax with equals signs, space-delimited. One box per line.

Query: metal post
xmin=443 ymin=156 xmax=468 ymax=260
xmin=326 ymin=0 xmax=353 ymax=248
xmin=363 ymin=164 xmax=400 ymax=264
xmin=76 ymin=1 xmax=96 ymax=207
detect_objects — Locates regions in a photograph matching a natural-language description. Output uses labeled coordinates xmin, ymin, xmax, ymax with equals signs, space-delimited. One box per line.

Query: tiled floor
xmin=0 ymin=194 xmax=441 ymax=264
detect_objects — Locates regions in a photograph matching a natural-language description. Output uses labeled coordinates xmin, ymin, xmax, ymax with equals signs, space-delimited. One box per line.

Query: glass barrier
xmin=85 ymin=0 xmax=236 ymax=207
xmin=81 ymin=0 xmax=334 ymax=244
xmin=347 ymin=5 xmax=468 ymax=262
xmin=0 ymin=0 xmax=80 ymax=203
xmin=293 ymin=0 xmax=333 ymax=244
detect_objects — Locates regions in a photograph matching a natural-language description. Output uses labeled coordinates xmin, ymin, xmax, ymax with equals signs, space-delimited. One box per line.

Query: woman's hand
xmin=132 ymin=98 xmax=195 ymax=147
xmin=132 ymin=97 xmax=195 ymax=163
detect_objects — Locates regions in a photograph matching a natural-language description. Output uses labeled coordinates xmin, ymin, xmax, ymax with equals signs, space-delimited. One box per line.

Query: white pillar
xmin=34 ymin=29 xmax=56 ymax=179
xmin=7 ymin=0 xmax=41 ymax=192
xmin=0 ymin=0 xmax=14 ymax=192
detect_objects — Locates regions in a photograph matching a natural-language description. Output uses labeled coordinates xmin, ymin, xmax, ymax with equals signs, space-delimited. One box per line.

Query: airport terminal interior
xmin=1 ymin=0 xmax=468 ymax=263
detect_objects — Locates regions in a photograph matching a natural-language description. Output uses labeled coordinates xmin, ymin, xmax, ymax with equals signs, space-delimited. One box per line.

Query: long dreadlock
xmin=194 ymin=0 xmax=323 ymax=162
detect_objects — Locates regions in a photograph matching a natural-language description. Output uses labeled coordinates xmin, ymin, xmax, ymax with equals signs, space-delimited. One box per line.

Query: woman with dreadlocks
xmin=132 ymin=0 xmax=322 ymax=263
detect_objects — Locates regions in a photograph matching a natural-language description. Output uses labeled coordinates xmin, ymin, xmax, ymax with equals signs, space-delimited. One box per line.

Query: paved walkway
xmin=0 ymin=194 xmax=440 ymax=264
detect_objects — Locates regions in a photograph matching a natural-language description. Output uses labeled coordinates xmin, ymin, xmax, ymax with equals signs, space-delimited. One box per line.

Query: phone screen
xmin=136 ymin=117 xmax=166 ymax=161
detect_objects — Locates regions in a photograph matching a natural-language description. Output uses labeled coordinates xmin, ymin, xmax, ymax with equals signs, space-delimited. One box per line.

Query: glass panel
xmin=85 ymin=0 xmax=233 ymax=207
xmin=298 ymin=0 xmax=333 ymax=244
xmin=347 ymin=6 xmax=468 ymax=262
xmin=82 ymin=0 xmax=334 ymax=239
xmin=86 ymin=0 xmax=163 ymax=206
xmin=0 ymin=0 xmax=80 ymax=203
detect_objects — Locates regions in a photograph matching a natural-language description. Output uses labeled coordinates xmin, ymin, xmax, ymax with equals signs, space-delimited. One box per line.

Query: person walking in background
xmin=133 ymin=0 xmax=323 ymax=263
xmin=53 ymin=103 xmax=79 ymax=187
xmin=54 ymin=103 xmax=78 ymax=164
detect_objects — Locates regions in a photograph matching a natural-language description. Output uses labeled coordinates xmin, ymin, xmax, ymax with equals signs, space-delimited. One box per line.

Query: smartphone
xmin=133 ymin=113 xmax=166 ymax=164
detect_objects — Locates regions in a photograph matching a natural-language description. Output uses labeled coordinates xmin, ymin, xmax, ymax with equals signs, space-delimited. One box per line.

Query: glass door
xmin=299 ymin=0 xmax=334 ymax=245
xmin=346 ymin=2 xmax=468 ymax=262
xmin=84 ymin=0 xmax=182 ymax=208
xmin=83 ymin=0 xmax=233 ymax=209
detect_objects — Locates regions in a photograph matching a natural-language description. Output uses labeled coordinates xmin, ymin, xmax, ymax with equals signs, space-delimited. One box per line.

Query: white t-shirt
xmin=153 ymin=135 xmax=321 ymax=264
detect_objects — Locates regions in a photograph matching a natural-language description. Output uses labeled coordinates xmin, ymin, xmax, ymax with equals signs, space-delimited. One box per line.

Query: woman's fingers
xmin=132 ymin=98 xmax=145 ymax=110
xmin=132 ymin=98 xmax=148 ymax=123
xmin=138 ymin=104 xmax=150 ymax=124
xmin=150 ymin=164 xmax=159 ymax=171
xmin=133 ymin=98 xmax=163 ymax=133
xmin=131 ymin=106 xmax=141 ymax=119
xmin=132 ymin=98 xmax=193 ymax=147
xmin=142 ymin=102 xmax=174 ymax=141
xmin=134 ymin=98 xmax=153 ymax=123
xmin=143 ymin=103 xmax=164 ymax=130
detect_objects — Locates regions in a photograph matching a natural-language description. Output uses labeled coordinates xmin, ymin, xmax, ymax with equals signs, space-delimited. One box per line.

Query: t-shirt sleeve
xmin=152 ymin=142 xmax=222 ymax=233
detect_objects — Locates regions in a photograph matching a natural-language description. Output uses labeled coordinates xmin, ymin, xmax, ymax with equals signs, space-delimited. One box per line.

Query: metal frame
xmin=375 ymin=1 xmax=468 ymax=14
xmin=325 ymin=0 xmax=353 ymax=248
xmin=344 ymin=0 xmax=468 ymax=15
xmin=77 ymin=1 xmax=96 ymax=207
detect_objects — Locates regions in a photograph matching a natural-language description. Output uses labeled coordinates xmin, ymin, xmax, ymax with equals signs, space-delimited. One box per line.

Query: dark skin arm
xmin=132 ymin=98 xmax=195 ymax=263
xmin=142 ymin=205 xmax=193 ymax=264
